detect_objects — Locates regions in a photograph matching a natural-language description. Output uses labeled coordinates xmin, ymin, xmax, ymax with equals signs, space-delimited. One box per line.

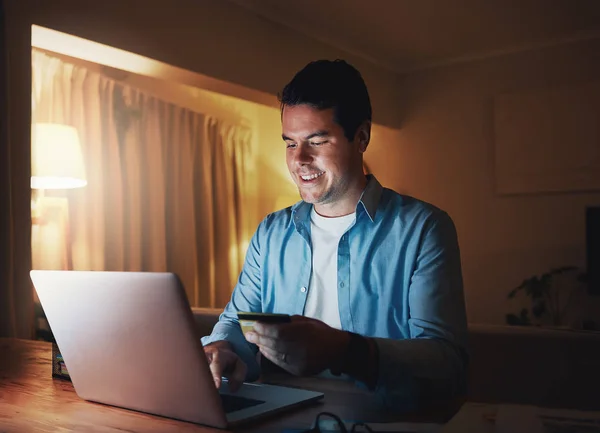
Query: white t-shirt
xmin=303 ymin=208 xmax=355 ymax=329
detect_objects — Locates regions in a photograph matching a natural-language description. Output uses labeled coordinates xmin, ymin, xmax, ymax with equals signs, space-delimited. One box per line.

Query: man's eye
xmin=310 ymin=141 xmax=327 ymax=146
xmin=286 ymin=142 xmax=296 ymax=148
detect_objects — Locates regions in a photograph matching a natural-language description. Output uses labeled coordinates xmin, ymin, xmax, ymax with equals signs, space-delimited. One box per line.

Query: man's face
xmin=282 ymin=104 xmax=366 ymax=213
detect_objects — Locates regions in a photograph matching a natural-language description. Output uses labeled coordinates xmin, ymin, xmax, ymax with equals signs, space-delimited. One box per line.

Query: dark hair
xmin=279 ymin=59 xmax=372 ymax=141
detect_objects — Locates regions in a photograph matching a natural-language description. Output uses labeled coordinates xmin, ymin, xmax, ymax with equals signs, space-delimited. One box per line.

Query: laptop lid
xmin=32 ymin=271 xmax=230 ymax=427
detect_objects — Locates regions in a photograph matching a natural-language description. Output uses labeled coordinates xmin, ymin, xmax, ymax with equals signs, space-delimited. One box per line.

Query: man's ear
xmin=356 ymin=121 xmax=371 ymax=153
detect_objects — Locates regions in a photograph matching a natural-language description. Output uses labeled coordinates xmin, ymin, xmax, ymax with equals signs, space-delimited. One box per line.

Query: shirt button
xmin=339 ymin=282 xmax=345 ymax=288
xmin=300 ymin=287 xmax=307 ymax=293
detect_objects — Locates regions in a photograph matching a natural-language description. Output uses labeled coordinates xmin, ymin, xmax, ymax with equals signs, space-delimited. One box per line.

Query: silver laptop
xmin=31 ymin=270 xmax=323 ymax=428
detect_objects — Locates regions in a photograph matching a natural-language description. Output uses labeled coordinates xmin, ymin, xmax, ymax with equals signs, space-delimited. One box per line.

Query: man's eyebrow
xmin=306 ymin=130 xmax=329 ymax=140
xmin=282 ymin=130 xmax=330 ymax=141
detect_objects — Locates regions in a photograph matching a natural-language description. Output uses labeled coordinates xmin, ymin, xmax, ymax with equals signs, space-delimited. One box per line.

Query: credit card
xmin=237 ymin=312 xmax=291 ymax=334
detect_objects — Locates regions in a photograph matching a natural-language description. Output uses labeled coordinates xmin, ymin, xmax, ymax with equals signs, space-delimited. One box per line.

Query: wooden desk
xmin=0 ymin=338 xmax=454 ymax=432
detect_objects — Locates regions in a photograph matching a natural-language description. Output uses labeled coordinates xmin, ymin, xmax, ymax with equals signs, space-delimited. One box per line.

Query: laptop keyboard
xmin=220 ymin=393 xmax=265 ymax=413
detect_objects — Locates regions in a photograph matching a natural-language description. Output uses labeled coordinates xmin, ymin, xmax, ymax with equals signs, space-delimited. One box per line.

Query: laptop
xmin=31 ymin=270 xmax=323 ymax=429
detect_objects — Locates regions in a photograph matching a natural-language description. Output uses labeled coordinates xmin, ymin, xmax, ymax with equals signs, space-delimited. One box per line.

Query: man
xmin=202 ymin=60 xmax=468 ymax=410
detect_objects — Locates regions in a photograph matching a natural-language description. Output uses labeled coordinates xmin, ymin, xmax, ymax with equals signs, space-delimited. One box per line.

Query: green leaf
xmin=508 ymin=288 xmax=519 ymax=299
xmin=529 ymin=278 xmax=547 ymax=299
xmin=532 ymin=300 xmax=546 ymax=318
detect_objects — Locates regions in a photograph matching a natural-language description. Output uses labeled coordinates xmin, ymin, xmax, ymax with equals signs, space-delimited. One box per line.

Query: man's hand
xmin=203 ymin=340 xmax=247 ymax=392
xmin=244 ymin=315 xmax=350 ymax=376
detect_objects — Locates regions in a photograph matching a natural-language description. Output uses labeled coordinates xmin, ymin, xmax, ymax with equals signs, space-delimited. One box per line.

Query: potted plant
xmin=506 ymin=266 xmax=587 ymax=327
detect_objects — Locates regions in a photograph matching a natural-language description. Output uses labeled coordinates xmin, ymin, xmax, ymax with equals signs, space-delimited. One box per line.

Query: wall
xmin=367 ymin=38 xmax=600 ymax=324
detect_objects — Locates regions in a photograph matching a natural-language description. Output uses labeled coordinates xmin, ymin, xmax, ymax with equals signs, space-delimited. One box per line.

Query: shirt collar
xmin=358 ymin=174 xmax=383 ymax=222
xmin=291 ymin=174 xmax=383 ymax=226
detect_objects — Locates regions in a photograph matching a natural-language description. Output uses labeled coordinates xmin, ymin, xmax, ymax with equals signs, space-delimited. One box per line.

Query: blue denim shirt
xmin=202 ymin=175 xmax=468 ymax=410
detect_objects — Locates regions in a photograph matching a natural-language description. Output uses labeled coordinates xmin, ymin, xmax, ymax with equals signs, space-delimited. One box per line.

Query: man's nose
xmin=295 ymin=144 xmax=313 ymax=165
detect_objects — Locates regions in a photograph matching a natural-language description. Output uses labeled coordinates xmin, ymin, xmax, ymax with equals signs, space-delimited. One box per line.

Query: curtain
xmin=31 ymin=49 xmax=256 ymax=308
xmin=0 ymin=0 xmax=33 ymax=339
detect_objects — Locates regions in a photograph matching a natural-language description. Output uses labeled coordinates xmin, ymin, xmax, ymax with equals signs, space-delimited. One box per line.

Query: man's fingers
xmin=207 ymin=351 xmax=224 ymax=389
xmin=227 ymin=358 xmax=247 ymax=393
xmin=259 ymin=345 xmax=288 ymax=369
xmin=254 ymin=322 xmax=289 ymax=338
xmin=245 ymin=331 xmax=280 ymax=350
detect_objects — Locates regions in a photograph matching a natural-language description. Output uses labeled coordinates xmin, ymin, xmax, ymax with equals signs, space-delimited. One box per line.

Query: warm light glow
xmin=31 ymin=123 xmax=87 ymax=189
xmin=31 ymin=25 xmax=276 ymax=108
xmin=31 ymin=25 xmax=160 ymax=78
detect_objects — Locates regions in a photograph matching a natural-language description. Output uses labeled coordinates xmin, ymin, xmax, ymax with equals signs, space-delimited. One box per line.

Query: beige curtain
xmin=31 ymin=49 xmax=256 ymax=308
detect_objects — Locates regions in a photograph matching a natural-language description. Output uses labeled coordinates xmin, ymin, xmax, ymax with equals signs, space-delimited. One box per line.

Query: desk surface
xmin=0 ymin=338 xmax=456 ymax=432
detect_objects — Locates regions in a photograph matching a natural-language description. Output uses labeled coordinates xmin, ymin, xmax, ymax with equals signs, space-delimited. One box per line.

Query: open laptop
xmin=31 ymin=270 xmax=323 ymax=429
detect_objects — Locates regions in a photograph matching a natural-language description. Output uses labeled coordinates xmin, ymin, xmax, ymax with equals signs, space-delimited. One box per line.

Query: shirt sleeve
xmin=200 ymin=220 xmax=266 ymax=381
xmin=373 ymin=210 xmax=469 ymax=411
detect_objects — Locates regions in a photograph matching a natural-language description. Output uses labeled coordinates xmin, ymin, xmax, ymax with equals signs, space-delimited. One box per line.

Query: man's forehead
xmin=282 ymin=105 xmax=336 ymax=133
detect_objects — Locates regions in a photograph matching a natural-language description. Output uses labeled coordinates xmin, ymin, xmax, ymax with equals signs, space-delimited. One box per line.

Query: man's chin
xmin=299 ymin=192 xmax=319 ymax=204
xmin=298 ymin=185 xmax=328 ymax=204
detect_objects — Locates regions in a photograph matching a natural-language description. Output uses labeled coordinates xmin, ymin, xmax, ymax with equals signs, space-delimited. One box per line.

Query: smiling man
xmin=201 ymin=60 xmax=468 ymax=411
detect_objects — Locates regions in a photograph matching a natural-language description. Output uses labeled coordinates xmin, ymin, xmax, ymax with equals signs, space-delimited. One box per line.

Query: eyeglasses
xmin=302 ymin=411 xmax=374 ymax=433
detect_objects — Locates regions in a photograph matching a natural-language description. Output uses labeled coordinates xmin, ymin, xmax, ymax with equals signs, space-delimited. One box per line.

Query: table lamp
xmin=31 ymin=123 xmax=87 ymax=270
xmin=31 ymin=123 xmax=87 ymax=190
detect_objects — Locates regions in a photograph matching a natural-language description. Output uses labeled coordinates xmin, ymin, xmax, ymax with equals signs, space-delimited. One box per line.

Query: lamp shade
xmin=31 ymin=123 xmax=87 ymax=189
